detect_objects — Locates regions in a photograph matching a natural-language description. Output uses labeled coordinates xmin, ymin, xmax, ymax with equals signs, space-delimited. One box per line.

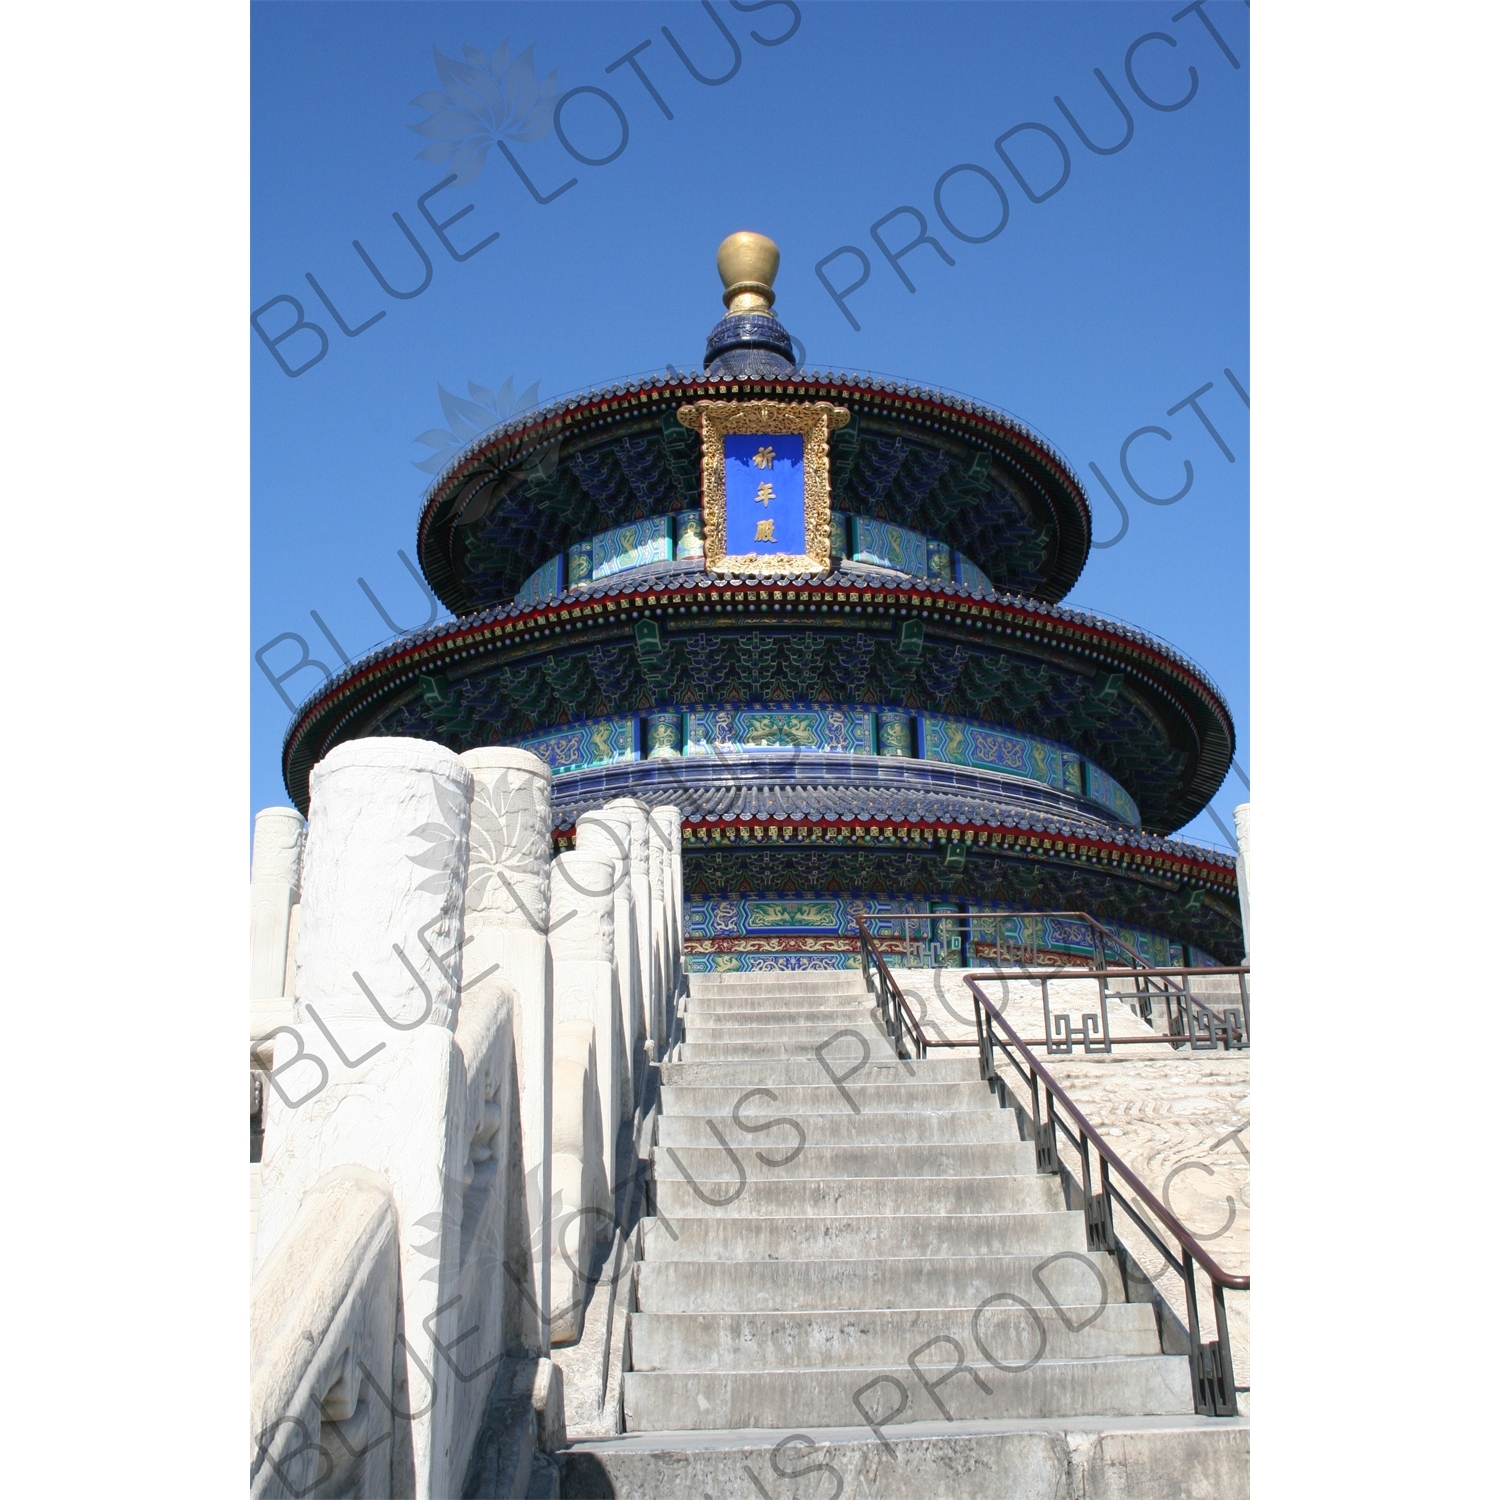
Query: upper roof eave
xmin=414 ymin=370 xmax=1094 ymax=614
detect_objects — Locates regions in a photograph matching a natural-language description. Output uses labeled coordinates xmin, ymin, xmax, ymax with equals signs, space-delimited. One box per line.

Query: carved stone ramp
xmin=557 ymin=970 xmax=1249 ymax=1498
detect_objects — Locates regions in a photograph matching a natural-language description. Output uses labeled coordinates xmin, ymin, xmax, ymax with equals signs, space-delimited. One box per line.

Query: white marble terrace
xmin=248 ymin=737 xmax=683 ymax=1499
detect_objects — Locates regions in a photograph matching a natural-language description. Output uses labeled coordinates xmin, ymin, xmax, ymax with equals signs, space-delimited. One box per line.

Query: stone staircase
xmin=561 ymin=970 xmax=1248 ymax=1497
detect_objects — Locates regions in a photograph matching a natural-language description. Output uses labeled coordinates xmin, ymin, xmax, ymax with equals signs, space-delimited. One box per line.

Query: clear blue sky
xmin=252 ymin=0 xmax=1249 ymax=850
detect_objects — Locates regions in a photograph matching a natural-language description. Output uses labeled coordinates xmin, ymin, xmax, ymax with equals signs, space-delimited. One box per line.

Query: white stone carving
xmin=549 ymin=853 xmax=621 ymax=1204
xmin=604 ymin=799 xmax=656 ymax=1049
xmin=251 ymin=807 xmax=305 ymax=1000
xmin=645 ymin=820 xmax=667 ymax=1040
xmin=256 ymin=737 xmax=517 ymax=1497
xmin=460 ymin=747 xmax=555 ymax=1357
xmin=257 ymin=985 xmax=516 ymax=1497
xmin=549 ymin=1019 xmax=604 ymax=1345
xmin=1233 ymin=802 xmax=1250 ymax=960
xmin=248 ymin=737 xmax=686 ymax=1484
xmin=250 ymin=1165 xmax=399 ymax=1498
xmin=253 ymin=805 xmax=306 ymax=887
xmin=295 ymin=739 xmax=472 ymax=1030
xmin=252 ymin=999 xmax=293 ymax=1074
xmin=649 ymin=805 xmax=683 ymax=1013
xmin=574 ymin=811 xmax=639 ymax=1113
xmin=444 ymin=983 xmax=519 ymax=1479
xmin=282 ymin=902 xmax=301 ymax=999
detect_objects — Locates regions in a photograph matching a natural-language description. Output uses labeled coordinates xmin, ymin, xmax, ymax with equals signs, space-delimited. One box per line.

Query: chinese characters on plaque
xmin=677 ymin=399 xmax=848 ymax=575
xmin=725 ymin=434 xmax=805 ymax=556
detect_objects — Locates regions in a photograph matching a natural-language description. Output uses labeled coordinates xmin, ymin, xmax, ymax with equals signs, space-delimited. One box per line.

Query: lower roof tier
xmin=282 ymin=565 xmax=1234 ymax=834
xmin=550 ymin=767 xmax=1240 ymax=961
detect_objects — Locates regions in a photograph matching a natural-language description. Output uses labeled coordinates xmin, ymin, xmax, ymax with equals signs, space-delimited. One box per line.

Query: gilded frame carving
xmin=677 ymin=400 xmax=850 ymax=575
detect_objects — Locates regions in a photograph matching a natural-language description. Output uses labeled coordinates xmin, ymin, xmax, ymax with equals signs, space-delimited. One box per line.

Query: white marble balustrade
xmin=249 ymin=737 xmax=688 ymax=1491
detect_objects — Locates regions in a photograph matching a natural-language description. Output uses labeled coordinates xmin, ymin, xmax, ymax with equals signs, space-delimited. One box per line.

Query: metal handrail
xmin=964 ymin=972 xmax=1247 ymax=1416
xmin=985 ymin=959 xmax=1249 ymax=1056
xmin=854 ymin=915 xmax=951 ymax=1059
xmin=888 ymin=905 xmax=1190 ymax=971
xmin=1035 ymin=910 xmax=1245 ymax=1041
xmin=854 ymin=918 xmax=1220 ymax=1052
xmin=878 ymin=908 xmax=1249 ymax=1051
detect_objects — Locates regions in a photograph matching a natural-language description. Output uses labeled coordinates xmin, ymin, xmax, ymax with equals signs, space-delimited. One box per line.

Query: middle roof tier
xmin=281 ymin=563 xmax=1233 ymax=835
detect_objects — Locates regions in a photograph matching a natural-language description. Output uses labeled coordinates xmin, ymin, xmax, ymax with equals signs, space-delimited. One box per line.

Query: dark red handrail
xmin=853 ymin=915 xmax=968 ymax=1058
xmin=854 ymin=915 xmax=1248 ymax=1285
xmin=852 ymin=914 xmax=1246 ymax=1412
xmin=967 ymin=975 xmax=1248 ymax=1288
xmin=873 ymin=907 xmax=1250 ymax=1049
xmin=964 ymin=971 xmax=1247 ymax=1416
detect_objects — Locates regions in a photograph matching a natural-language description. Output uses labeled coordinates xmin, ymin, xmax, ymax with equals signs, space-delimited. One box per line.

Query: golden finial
xmin=717 ymin=231 xmax=780 ymax=316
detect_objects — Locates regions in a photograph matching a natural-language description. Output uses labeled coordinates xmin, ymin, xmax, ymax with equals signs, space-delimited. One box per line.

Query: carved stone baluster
xmin=256 ymin=738 xmax=480 ymax=1499
xmin=250 ymin=806 xmax=304 ymax=1000
xmin=460 ymin=747 xmax=555 ymax=1358
xmin=576 ymin=810 xmax=639 ymax=1114
xmin=605 ymin=798 xmax=657 ymax=1052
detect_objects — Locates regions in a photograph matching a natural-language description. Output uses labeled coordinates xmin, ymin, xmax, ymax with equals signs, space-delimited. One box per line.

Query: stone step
xmin=634 ymin=1249 xmax=1125 ymax=1313
xmin=622 ymin=1354 xmax=1193 ymax=1431
xmin=641 ymin=1211 xmax=1087 ymax=1263
xmin=677 ymin=1039 xmax=923 ymax=1063
xmin=685 ymin=995 xmax=873 ymax=1014
xmin=688 ymin=992 xmax=876 ymax=1015
xmin=661 ymin=1055 xmax=983 ymax=1088
xmin=560 ymin=1417 xmax=1251 ymax=1500
xmin=653 ymin=1141 xmax=1038 ymax=1181
xmin=687 ymin=990 xmax=876 ymax=1014
xmin=659 ymin=1080 xmax=999 ymax=1116
xmin=683 ymin=1016 xmax=879 ymax=1040
xmin=687 ymin=1014 xmax=882 ymax=1038
xmin=676 ymin=1027 xmax=892 ymax=1049
xmin=681 ymin=1038 xmax=888 ymax=1062
xmin=628 ymin=1301 xmax=1161 ymax=1371
xmin=679 ymin=1030 xmax=889 ymax=1052
xmin=652 ymin=1173 xmax=1064 ymax=1220
xmin=683 ymin=1017 xmax=883 ymax=1041
xmin=688 ymin=975 xmax=870 ymax=997
xmin=679 ymin=1024 xmax=889 ymax=1047
xmin=655 ymin=1108 xmax=1020 ymax=1150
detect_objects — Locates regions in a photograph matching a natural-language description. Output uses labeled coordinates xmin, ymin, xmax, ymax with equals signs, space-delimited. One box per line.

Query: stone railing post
xmin=459 ymin=748 xmax=555 ymax=1358
xmin=604 ymin=799 xmax=657 ymax=1051
xmin=645 ymin=814 xmax=669 ymax=1029
xmin=651 ymin=805 xmax=684 ymax=1003
xmin=290 ymin=739 xmax=469 ymax=1032
xmin=250 ymin=807 xmax=304 ymax=1000
xmin=575 ymin=810 xmax=638 ymax=1115
xmin=1233 ymin=802 xmax=1251 ymax=961
xmin=548 ymin=1021 xmax=598 ymax=1347
xmin=549 ymin=852 xmax=619 ymax=1194
xmin=255 ymin=738 xmax=489 ymax=1500
xmin=673 ymin=808 xmax=685 ymax=991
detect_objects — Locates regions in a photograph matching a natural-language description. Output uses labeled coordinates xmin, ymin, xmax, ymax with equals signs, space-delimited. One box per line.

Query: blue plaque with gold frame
xmin=677 ymin=399 xmax=849 ymax=575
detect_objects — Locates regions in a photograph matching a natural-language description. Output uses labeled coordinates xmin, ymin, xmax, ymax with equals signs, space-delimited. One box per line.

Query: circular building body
xmin=283 ymin=236 xmax=1240 ymax=972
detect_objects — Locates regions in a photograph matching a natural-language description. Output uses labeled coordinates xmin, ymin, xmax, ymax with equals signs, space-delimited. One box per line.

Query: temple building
xmin=283 ymin=233 xmax=1240 ymax=972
